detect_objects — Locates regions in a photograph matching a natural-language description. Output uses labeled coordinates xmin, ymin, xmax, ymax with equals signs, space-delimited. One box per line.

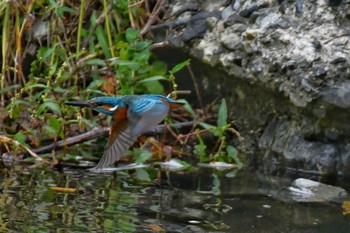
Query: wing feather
xmin=90 ymin=95 xmax=179 ymax=171
xmin=92 ymin=119 xmax=138 ymax=170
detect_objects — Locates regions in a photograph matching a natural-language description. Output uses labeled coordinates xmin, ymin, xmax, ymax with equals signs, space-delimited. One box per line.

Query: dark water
xmin=0 ymin=164 xmax=349 ymax=233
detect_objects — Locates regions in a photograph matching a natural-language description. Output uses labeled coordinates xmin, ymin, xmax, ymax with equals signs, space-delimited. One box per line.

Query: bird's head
xmin=65 ymin=97 xmax=125 ymax=116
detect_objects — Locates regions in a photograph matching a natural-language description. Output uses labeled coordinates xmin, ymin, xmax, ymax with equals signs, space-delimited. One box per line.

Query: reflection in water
xmin=0 ymin=164 xmax=349 ymax=232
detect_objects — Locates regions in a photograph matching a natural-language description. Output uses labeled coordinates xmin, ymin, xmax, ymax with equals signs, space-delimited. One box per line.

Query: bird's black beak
xmin=65 ymin=101 xmax=94 ymax=108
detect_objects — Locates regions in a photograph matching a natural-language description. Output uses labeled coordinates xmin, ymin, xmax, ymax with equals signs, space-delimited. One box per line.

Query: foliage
xmin=0 ymin=1 xmax=241 ymax=169
xmin=194 ymin=99 xmax=242 ymax=167
xmin=0 ymin=0 xmax=172 ymax=147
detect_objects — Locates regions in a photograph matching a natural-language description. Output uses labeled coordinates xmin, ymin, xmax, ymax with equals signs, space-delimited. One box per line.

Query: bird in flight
xmin=65 ymin=94 xmax=184 ymax=171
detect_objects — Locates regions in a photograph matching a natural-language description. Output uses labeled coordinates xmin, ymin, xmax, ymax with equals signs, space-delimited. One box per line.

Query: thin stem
xmin=1 ymin=3 xmax=10 ymax=107
xmin=77 ymin=0 xmax=86 ymax=53
xmin=103 ymin=0 xmax=114 ymax=57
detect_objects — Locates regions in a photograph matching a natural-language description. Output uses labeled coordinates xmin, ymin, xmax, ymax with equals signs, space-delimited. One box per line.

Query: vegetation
xmin=0 ymin=0 xmax=241 ymax=169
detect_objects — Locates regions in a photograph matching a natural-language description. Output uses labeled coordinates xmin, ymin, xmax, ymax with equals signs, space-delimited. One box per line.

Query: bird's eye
xmin=90 ymin=102 xmax=98 ymax=107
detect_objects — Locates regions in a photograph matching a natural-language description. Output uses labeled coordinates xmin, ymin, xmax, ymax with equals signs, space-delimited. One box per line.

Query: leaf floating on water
xmin=98 ymin=163 xmax=150 ymax=172
xmin=342 ymin=201 xmax=350 ymax=215
xmin=50 ymin=186 xmax=77 ymax=193
xmin=197 ymin=162 xmax=236 ymax=170
xmin=158 ymin=159 xmax=191 ymax=171
xmin=147 ymin=224 xmax=164 ymax=232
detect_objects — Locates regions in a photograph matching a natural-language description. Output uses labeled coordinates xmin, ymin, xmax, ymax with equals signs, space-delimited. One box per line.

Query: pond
xmin=0 ymin=163 xmax=349 ymax=233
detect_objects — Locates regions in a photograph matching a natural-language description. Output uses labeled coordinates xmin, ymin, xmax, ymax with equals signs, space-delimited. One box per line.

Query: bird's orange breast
xmin=112 ymin=106 xmax=128 ymax=120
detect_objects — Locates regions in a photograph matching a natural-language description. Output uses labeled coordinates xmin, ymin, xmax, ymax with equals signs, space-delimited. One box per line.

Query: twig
xmin=148 ymin=40 xmax=170 ymax=50
xmin=0 ymin=135 xmax=44 ymax=161
xmin=32 ymin=121 xmax=197 ymax=155
xmin=187 ymin=64 xmax=204 ymax=111
xmin=324 ymin=33 xmax=350 ymax=44
xmin=32 ymin=127 xmax=109 ymax=154
xmin=140 ymin=0 xmax=167 ymax=35
xmin=166 ymin=90 xmax=191 ymax=98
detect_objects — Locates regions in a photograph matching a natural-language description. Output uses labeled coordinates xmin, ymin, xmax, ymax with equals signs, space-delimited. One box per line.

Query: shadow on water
xmin=0 ymin=163 xmax=349 ymax=233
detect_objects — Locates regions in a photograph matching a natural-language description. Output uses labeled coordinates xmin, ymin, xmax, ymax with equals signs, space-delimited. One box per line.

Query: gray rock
xmin=221 ymin=33 xmax=241 ymax=50
xmin=224 ymin=13 xmax=247 ymax=27
xmin=321 ymin=81 xmax=350 ymax=108
xmin=330 ymin=56 xmax=347 ymax=64
xmin=239 ymin=4 xmax=259 ymax=18
xmin=222 ymin=5 xmax=235 ymax=20
xmin=313 ymin=65 xmax=327 ymax=77
xmin=259 ymin=13 xmax=291 ymax=29
xmin=158 ymin=0 xmax=350 ymax=177
xmin=288 ymin=178 xmax=348 ymax=202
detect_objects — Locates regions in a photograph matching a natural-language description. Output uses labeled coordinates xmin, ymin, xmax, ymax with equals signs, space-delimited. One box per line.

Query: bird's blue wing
xmin=126 ymin=96 xmax=170 ymax=135
xmin=127 ymin=96 xmax=158 ymax=114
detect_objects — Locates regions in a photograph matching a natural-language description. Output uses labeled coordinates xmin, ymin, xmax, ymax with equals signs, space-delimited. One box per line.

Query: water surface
xmin=0 ymin=164 xmax=349 ymax=232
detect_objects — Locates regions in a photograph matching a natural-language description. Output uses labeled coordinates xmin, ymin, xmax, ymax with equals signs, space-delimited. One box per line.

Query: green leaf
xmin=199 ymin=122 xmax=214 ymax=130
xmin=142 ymin=80 xmax=164 ymax=94
xmin=212 ymin=128 xmax=224 ymax=138
xmin=177 ymin=99 xmax=196 ymax=117
xmin=37 ymin=47 xmax=53 ymax=60
xmin=0 ymin=84 xmax=21 ymax=94
xmin=85 ymin=58 xmax=107 ymax=66
xmin=24 ymin=83 xmax=47 ymax=90
xmin=53 ymin=86 xmax=70 ymax=94
xmin=86 ymin=79 xmax=104 ymax=90
xmin=129 ymin=41 xmax=150 ymax=51
xmin=227 ymin=145 xmax=242 ymax=167
xmin=134 ymin=168 xmax=151 ymax=182
xmin=47 ymin=116 xmax=61 ymax=134
xmin=217 ymin=98 xmax=227 ymax=127
xmin=37 ymin=101 xmax=62 ymax=116
xmin=60 ymin=5 xmax=78 ymax=14
xmin=133 ymin=49 xmax=150 ymax=62
xmin=194 ymin=133 xmax=208 ymax=162
xmin=112 ymin=60 xmax=140 ymax=70
xmin=137 ymin=75 xmax=167 ymax=83
xmin=125 ymin=28 xmax=139 ymax=42
xmin=171 ymin=59 xmax=190 ymax=74
xmin=96 ymin=25 xmax=111 ymax=58
xmin=13 ymin=133 xmax=28 ymax=147
xmin=44 ymin=125 xmax=56 ymax=136
xmin=134 ymin=151 xmax=153 ymax=163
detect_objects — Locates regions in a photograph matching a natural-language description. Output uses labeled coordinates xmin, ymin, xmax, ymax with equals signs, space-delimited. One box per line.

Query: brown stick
xmin=32 ymin=127 xmax=109 ymax=154
xmin=32 ymin=121 xmax=197 ymax=155
xmin=140 ymin=0 xmax=167 ymax=35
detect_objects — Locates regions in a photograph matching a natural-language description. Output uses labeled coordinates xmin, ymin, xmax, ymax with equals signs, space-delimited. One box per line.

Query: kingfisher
xmin=65 ymin=94 xmax=184 ymax=171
